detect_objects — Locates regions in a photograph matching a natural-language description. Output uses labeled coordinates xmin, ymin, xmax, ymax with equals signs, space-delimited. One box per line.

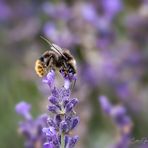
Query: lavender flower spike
xmin=42 ymin=71 xmax=79 ymax=148
xmin=99 ymin=96 xmax=133 ymax=148
xmin=15 ymin=101 xmax=47 ymax=148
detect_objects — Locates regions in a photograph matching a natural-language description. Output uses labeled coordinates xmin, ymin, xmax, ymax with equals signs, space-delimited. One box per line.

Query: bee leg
xmin=46 ymin=55 xmax=57 ymax=72
xmin=71 ymin=76 xmax=77 ymax=91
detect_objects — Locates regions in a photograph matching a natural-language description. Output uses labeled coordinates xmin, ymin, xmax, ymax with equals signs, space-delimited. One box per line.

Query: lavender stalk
xmin=42 ymin=70 xmax=79 ymax=148
xmin=99 ymin=96 xmax=133 ymax=148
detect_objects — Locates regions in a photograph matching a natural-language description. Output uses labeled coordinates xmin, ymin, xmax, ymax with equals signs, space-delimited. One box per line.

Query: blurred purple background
xmin=0 ymin=0 xmax=148 ymax=147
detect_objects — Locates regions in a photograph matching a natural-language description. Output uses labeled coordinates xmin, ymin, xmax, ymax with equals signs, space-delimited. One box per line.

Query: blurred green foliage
xmin=0 ymin=50 xmax=42 ymax=147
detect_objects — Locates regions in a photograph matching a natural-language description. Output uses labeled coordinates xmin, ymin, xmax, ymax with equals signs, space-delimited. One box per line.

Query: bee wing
xmin=40 ymin=36 xmax=67 ymax=59
xmin=51 ymin=44 xmax=64 ymax=56
xmin=51 ymin=44 xmax=63 ymax=54
xmin=51 ymin=43 xmax=67 ymax=60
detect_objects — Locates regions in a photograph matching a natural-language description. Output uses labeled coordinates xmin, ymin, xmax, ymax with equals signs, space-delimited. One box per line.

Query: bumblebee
xmin=35 ymin=37 xmax=77 ymax=79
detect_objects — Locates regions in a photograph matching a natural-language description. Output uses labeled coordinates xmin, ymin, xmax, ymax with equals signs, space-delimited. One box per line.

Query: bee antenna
xmin=40 ymin=35 xmax=53 ymax=46
xmin=40 ymin=36 xmax=67 ymax=60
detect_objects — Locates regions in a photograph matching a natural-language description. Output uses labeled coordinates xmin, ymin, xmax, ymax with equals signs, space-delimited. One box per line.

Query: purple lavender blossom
xmin=15 ymin=101 xmax=32 ymax=120
xmin=43 ymin=22 xmax=58 ymax=42
xmin=42 ymin=2 xmax=70 ymax=21
xmin=0 ymin=1 xmax=12 ymax=21
xmin=43 ymin=22 xmax=75 ymax=48
xmin=81 ymin=3 xmax=97 ymax=23
xmin=15 ymin=102 xmax=47 ymax=148
xmin=42 ymin=70 xmax=55 ymax=89
xmin=42 ymin=72 xmax=79 ymax=148
xmin=60 ymin=72 xmax=77 ymax=90
xmin=42 ymin=2 xmax=55 ymax=18
xmin=102 ymin=0 xmax=123 ymax=19
xmin=99 ymin=96 xmax=133 ymax=148
xmin=65 ymin=135 xmax=79 ymax=148
xmin=99 ymin=96 xmax=112 ymax=114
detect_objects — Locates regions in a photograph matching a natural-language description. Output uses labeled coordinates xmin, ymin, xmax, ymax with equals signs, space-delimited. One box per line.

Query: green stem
xmin=61 ymin=133 xmax=65 ymax=148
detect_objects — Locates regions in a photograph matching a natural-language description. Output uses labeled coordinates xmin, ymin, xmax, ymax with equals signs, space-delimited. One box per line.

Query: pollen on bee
xmin=35 ymin=60 xmax=46 ymax=77
xmin=37 ymin=65 xmax=42 ymax=69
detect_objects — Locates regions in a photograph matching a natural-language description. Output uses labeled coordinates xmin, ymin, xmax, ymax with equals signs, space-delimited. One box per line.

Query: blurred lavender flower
xmin=102 ymin=0 xmax=123 ymax=20
xmin=42 ymin=71 xmax=79 ymax=148
xmin=43 ymin=21 xmax=75 ymax=48
xmin=15 ymin=101 xmax=32 ymax=120
xmin=15 ymin=101 xmax=47 ymax=148
xmin=81 ymin=3 xmax=97 ymax=23
xmin=43 ymin=22 xmax=58 ymax=43
xmin=0 ymin=1 xmax=12 ymax=21
xmin=99 ymin=96 xmax=133 ymax=148
xmin=42 ymin=70 xmax=55 ymax=89
xmin=42 ymin=2 xmax=71 ymax=21
xmin=42 ymin=2 xmax=55 ymax=18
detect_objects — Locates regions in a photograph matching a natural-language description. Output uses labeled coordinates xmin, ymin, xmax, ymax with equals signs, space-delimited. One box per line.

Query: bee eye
xmin=39 ymin=57 xmax=44 ymax=62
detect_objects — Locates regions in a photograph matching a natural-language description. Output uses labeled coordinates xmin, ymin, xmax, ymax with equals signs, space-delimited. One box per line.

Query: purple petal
xmin=61 ymin=71 xmax=77 ymax=82
xmin=117 ymin=116 xmax=132 ymax=129
xmin=43 ymin=142 xmax=54 ymax=148
xmin=61 ymin=88 xmax=70 ymax=99
xmin=42 ymin=2 xmax=55 ymax=17
xmin=42 ymin=127 xmax=56 ymax=136
xmin=38 ymin=114 xmax=48 ymax=124
xmin=71 ymin=117 xmax=79 ymax=130
xmin=18 ymin=122 xmax=31 ymax=137
xmin=51 ymin=87 xmax=59 ymax=98
xmin=64 ymin=79 xmax=71 ymax=89
xmin=42 ymin=70 xmax=55 ymax=88
xmin=115 ymin=134 xmax=130 ymax=148
xmin=47 ymin=118 xmax=56 ymax=128
xmin=48 ymin=105 xmax=59 ymax=114
xmin=60 ymin=121 xmax=68 ymax=133
xmin=15 ymin=101 xmax=32 ymax=120
xmin=48 ymin=96 xmax=58 ymax=105
xmin=81 ymin=3 xmax=97 ymax=22
xmin=99 ymin=96 xmax=112 ymax=114
xmin=111 ymin=105 xmax=126 ymax=118
xmin=65 ymin=135 xmax=69 ymax=147
xmin=63 ymin=100 xmax=69 ymax=107
xmin=65 ymin=98 xmax=79 ymax=112
xmin=52 ymin=135 xmax=60 ymax=147
xmin=0 ymin=2 xmax=12 ymax=21
xmin=68 ymin=136 xmax=79 ymax=148
xmin=103 ymin=0 xmax=123 ymax=18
